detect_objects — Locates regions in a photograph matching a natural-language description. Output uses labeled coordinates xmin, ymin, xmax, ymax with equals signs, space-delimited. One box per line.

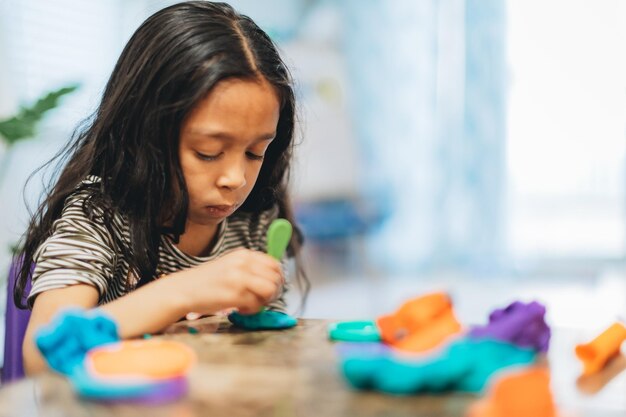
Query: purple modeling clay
xmin=336 ymin=342 xmax=392 ymax=358
xmin=94 ymin=378 xmax=189 ymax=405
xmin=468 ymin=301 xmax=551 ymax=352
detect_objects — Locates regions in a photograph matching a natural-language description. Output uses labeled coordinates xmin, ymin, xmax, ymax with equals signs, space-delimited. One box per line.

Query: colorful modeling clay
xmin=375 ymin=292 xmax=462 ymax=352
xmin=36 ymin=309 xmax=196 ymax=403
xmin=469 ymin=301 xmax=551 ymax=353
xmin=338 ymin=338 xmax=536 ymax=394
xmin=575 ymin=322 xmax=626 ymax=376
xmin=467 ymin=368 xmax=558 ymax=417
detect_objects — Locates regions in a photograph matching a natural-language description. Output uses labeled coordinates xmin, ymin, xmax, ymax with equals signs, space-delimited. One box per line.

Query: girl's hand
xmin=173 ymin=248 xmax=284 ymax=315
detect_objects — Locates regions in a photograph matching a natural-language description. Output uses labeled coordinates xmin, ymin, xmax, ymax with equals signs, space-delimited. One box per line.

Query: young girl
xmin=14 ymin=1 xmax=308 ymax=374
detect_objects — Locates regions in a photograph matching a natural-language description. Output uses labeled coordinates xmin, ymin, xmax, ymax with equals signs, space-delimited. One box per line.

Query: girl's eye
xmin=196 ymin=152 xmax=220 ymax=161
xmin=246 ymin=152 xmax=264 ymax=161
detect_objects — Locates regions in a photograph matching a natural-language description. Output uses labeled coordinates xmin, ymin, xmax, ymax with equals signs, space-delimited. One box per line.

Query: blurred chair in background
xmin=295 ymin=197 xmax=387 ymax=278
xmin=1 ymin=258 xmax=32 ymax=383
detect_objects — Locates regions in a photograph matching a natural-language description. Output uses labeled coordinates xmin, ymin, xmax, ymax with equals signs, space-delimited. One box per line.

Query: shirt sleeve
xmin=28 ymin=190 xmax=117 ymax=308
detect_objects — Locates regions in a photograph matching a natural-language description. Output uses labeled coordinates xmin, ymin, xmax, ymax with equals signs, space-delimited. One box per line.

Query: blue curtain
xmin=339 ymin=0 xmax=507 ymax=274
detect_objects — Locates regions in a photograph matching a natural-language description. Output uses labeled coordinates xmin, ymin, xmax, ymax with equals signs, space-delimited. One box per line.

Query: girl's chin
xmin=187 ymin=214 xmax=224 ymax=226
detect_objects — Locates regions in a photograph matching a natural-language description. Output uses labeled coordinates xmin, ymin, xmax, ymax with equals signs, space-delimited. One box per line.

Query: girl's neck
xmin=175 ymin=221 xmax=221 ymax=257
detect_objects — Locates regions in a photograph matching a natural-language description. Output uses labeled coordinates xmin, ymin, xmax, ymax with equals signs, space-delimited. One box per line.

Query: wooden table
xmin=0 ymin=317 xmax=624 ymax=417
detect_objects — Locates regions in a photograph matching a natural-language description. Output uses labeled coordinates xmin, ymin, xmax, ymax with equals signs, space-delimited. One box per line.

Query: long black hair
xmin=15 ymin=1 xmax=309 ymax=310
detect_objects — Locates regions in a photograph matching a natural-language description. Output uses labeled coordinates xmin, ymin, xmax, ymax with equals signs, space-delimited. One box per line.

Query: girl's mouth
xmin=204 ymin=205 xmax=237 ymax=217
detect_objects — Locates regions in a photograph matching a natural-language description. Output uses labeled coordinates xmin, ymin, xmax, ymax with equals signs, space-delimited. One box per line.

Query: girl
xmin=14 ymin=1 xmax=308 ymax=374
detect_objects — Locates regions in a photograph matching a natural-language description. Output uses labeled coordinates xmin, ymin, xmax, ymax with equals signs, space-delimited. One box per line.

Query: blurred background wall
xmin=0 ymin=0 xmax=625 ymax=359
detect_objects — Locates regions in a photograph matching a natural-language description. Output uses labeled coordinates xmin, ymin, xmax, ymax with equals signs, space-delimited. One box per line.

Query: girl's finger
xmin=246 ymin=275 xmax=281 ymax=302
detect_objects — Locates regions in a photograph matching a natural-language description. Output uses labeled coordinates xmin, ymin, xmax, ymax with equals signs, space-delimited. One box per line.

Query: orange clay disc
xmin=86 ymin=339 xmax=196 ymax=380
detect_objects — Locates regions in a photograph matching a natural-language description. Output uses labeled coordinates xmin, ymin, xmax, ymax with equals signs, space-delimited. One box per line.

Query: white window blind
xmin=1 ymin=0 xmax=152 ymax=129
xmin=507 ymin=0 xmax=626 ymax=261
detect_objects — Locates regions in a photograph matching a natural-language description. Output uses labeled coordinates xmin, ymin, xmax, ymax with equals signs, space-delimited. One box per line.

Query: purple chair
xmin=2 ymin=259 xmax=32 ymax=383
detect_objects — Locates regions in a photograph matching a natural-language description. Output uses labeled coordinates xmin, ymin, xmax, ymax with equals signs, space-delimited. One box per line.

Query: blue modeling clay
xmin=228 ymin=310 xmax=297 ymax=330
xmin=338 ymin=338 xmax=536 ymax=394
xmin=36 ymin=308 xmax=119 ymax=375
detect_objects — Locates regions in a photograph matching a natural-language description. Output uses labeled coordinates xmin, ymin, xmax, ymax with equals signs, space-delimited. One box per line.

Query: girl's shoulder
xmin=61 ymin=175 xmax=108 ymax=214
xmin=59 ymin=175 xmax=100 ymax=211
xmin=58 ymin=175 xmax=127 ymax=233
xmin=40 ymin=176 xmax=127 ymax=260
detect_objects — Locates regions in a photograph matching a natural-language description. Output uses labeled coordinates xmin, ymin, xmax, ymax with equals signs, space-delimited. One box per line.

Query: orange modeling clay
xmin=575 ymin=322 xmax=626 ymax=376
xmin=467 ymin=368 xmax=558 ymax=417
xmin=86 ymin=339 xmax=197 ymax=381
xmin=375 ymin=292 xmax=462 ymax=352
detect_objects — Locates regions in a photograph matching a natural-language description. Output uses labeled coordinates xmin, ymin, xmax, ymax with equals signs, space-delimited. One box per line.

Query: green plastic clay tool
xmin=267 ymin=218 xmax=292 ymax=260
xmin=257 ymin=219 xmax=292 ymax=313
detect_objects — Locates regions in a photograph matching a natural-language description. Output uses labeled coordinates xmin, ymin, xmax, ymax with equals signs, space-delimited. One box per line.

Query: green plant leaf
xmin=0 ymin=84 xmax=80 ymax=145
xmin=9 ymin=242 xmax=21 ymax=256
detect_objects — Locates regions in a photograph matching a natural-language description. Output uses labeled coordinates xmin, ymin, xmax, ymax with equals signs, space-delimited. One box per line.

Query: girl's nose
xmin=216 ymin=158 xmax=247 ymax=191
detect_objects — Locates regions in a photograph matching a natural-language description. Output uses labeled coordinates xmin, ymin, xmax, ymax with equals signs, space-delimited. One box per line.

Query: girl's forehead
xmin=181 ymin=79 xmax=280 ymax=141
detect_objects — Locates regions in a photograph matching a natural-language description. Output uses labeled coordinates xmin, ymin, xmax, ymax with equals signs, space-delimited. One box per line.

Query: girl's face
xmin=179 ymin=78 xmax=280 ymax=228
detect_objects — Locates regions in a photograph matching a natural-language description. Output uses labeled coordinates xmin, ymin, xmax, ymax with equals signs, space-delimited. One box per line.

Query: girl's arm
xmin=23 ymin=248 xmax=282 ymax=375
xmin=23 ymin=284 xmax=100 ymax=375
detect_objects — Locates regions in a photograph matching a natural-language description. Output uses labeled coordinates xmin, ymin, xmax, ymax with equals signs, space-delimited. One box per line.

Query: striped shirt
xmin=28 ymin=176 xmax=286 ymax=312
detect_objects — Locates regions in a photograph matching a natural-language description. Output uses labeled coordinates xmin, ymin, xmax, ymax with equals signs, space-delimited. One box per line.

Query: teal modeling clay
xmin=339 ymin=338 xmax=536 ymax=394
xmin=328 ymin=320 xmax=382 ymax=342
xmin=228 ymin=310 xmax=297 ymax=330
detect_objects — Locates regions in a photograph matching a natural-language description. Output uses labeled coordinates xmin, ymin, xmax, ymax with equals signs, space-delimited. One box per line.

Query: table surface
xmin=0 ymin=317 xmax=624 ymax=417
